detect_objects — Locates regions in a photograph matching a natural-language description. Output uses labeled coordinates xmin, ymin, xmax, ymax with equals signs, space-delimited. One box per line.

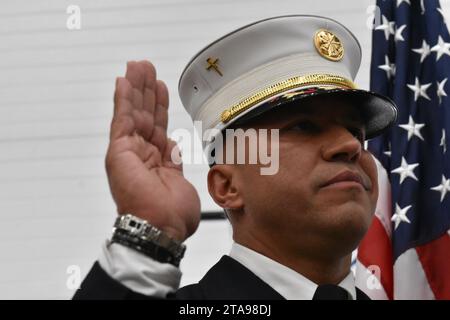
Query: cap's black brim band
xmin=232 ymin=87 xmax=398 ymax=140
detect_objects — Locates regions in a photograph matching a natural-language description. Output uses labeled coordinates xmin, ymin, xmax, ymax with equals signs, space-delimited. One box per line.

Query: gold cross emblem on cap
xmin=206 ymin=57 xmax=223 ymax=76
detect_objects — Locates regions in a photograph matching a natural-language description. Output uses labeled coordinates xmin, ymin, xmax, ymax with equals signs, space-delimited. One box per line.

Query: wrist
xmin=116 ymin=208 xmax=187 ymax=242
xmin=110 ymin=214 xmax=186 ymax=267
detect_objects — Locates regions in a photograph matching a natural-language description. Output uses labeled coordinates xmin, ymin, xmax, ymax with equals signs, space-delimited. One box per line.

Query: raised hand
xmin=105 ymin=61 xmax=201 ymax=242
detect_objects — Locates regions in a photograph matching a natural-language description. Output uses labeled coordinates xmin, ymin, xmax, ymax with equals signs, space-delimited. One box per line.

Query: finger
xmin=154 ymin=80 xmax=169 ymax=131
xmin=111 ymin=77 xmax=136 ymax=140
xmin=131 ymin=108 xmax=155 ymax=141
xmin=141 ymin=61 xmax=157 ymax=114
xmin=156 ymin=79 xmax=169 ymax=110
xmin=149 ymin=126 xmax=167 ymax=154
xmin=125 ymin=61 xmax=144 ymax=109
xmin=125 ymin=61 xmax=145 ymax=91
xmin=113 ymin=77 xmax=134 ymax=117
xmin=149 ymin=80 xmax=169 ymax=151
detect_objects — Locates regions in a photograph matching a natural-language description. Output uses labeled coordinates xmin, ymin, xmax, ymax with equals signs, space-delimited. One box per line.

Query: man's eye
xmin=290 ymin=121 xmax=319 ymax=133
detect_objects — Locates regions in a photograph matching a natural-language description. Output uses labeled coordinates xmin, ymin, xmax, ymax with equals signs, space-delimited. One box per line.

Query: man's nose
xmin=321 ymin=126 xmax=362 ymax=163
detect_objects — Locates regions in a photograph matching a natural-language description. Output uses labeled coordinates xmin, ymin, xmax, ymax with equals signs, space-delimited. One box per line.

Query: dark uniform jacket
xmin=73 ymin=255 xmax=370 ymax=300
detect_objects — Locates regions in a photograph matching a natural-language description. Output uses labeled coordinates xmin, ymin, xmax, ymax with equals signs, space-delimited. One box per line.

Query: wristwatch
xmin=109 ymin=214 xmax=186 ymax=267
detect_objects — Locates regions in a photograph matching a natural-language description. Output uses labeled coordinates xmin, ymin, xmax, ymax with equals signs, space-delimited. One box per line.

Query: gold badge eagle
xmin=314 ymin=29 xmax=344 ymax=61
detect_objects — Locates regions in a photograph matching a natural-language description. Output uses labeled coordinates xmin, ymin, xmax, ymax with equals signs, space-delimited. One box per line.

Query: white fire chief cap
xmin=178 ymin=15 xmax=397 ymax=149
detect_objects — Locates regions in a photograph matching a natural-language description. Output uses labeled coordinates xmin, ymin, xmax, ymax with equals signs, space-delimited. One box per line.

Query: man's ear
xmin=207 ymin=165 xmax=244 ymax=210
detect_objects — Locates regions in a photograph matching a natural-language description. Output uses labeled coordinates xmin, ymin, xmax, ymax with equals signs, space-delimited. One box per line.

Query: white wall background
xmin=1 ymin=0 xmax=447 ymax=299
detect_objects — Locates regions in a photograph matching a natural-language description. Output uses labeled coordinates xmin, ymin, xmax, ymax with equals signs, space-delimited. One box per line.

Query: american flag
xmin=355 ymin=0 xmax=450 ymax=299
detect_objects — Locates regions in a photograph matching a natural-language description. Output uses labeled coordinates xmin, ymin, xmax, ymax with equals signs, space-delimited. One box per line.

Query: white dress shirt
xmin=99 ymin=241 xmax=182 ymax=297
xmin=229 ymin=242 xmax=356 ymax=300
xmin=98 ymin=241 xmax=356 ymax=299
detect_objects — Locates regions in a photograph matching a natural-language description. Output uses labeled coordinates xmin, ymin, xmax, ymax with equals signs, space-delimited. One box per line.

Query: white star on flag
xmin=395 ymin=24 xmax=407 ymax=42
xmin=399 ymin=116 xmax=425 ymax=141
xmin=391 ymin=157 xmax=419 ymax=184
xmin=407 ymin=77 xmax=432 ymax=101
xmin=431 ymin=175 xmax=450 ymax=202
xmin=441 ymin=129 xmax=447 ymax=154
xmin=397 ymin=0 xmax=411 ymax=7
xmin=378 ymin=55 xmax=396 ymax=79
xmin=437 ymin=78 xmax=448 ymax=105
xmin=412 ymin=40 xmax=431 ymax=63
xmin=375 ymin=15 xmax=396 ymax=41
xmin=391 ymin=204 xmax=412 ymax=230
xmin=431 ymin=35 xmax=450 ymax=61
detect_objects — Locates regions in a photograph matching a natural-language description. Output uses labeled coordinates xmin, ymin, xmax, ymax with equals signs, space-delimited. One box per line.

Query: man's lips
xmin=321 ymin=170 xmax=369 ymax=190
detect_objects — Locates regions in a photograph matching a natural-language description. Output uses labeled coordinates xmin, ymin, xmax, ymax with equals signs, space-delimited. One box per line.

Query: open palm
xmin=105 ymin=61 xmax=200 ymax=241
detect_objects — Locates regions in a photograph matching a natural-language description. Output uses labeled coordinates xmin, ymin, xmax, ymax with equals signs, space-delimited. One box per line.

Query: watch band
xmin=111 ymin=229 xmax=183 ymax=266
xmin=110 ymin=214 xmax=186 ymax=267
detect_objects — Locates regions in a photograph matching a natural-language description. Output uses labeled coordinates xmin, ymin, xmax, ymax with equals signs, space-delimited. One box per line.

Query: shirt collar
xmin=229 ymin=242 xmax=356 ymax=300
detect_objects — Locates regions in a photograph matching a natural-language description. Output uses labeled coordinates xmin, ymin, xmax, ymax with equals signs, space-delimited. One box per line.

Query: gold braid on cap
xmin=220 ymin=73 xmax=356 ymax=123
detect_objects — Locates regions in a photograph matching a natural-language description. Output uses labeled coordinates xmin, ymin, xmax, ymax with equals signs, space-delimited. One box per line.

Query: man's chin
xmin=318 ymin=203 xmax=374 ymax=251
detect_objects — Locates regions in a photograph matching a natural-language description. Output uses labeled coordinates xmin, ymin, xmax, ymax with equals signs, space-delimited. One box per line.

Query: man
xmin=74 ymin=15 xmax=397 ymax=300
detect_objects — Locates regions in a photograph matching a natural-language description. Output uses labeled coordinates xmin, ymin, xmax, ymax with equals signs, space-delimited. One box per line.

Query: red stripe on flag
xmin=416 ymin=232 xmax=450 ymax=300
xmin=358 ymin=216 xmax=393 ymax=300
